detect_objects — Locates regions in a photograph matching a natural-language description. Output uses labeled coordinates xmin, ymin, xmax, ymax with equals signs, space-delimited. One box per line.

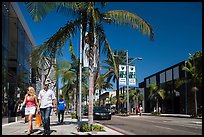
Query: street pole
xmin=126 ymin=50 xmax=130 ymax=115
xmin=79 ymin=24 xmax=82 ymax=122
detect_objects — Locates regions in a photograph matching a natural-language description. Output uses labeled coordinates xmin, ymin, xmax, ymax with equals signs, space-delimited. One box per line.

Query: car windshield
xmin=84 ymin=107 xmax=110 ymax=113
xmin=94 ymin=107 xmax=109 ymax=113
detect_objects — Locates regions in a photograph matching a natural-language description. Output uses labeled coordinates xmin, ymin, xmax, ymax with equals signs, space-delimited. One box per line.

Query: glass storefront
xmin=2 ymin=2 xmax=33 ymax=120
xmin=2 ymin=2 xmax=10 ymax=118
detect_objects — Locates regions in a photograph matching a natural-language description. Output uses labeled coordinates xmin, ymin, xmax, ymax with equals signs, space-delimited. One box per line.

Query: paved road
xmin=97 ymin=115 xmax=202 ymax=135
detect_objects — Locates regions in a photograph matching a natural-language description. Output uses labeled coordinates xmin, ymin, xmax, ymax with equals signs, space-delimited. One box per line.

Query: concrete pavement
xmin=2 ymin=114 xmax=124 ymax=135
xmin=2 ymin=113 xmax=201 ymax=135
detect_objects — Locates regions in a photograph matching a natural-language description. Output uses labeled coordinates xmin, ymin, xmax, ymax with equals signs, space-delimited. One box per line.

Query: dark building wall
xmin=2 ymin=2 xmax=34 ymax=120
xmin=140 ymin=60 xmax=201 ymax=115
xmin=2 ymin=2 xmax=10 ymax=117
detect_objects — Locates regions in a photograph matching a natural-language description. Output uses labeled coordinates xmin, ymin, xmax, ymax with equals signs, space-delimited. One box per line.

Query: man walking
xmin=38 ymin=80 xmax=56 ymax=135
xmin=57 ymin=95 xmax=66 ymax=124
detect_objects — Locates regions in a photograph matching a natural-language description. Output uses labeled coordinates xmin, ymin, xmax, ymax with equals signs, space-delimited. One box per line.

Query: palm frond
xmin=157 ymin=89 xmax=165 ymax=100
xmin=104 ymin=10 xmax=154 ymax=41
xmin=24 ymin=2 xmax=57 ymax=22
xmin=56 ymin=2 xmax=86 ymax=18
xmin=40 ymin=20 xmax=80 ymax=58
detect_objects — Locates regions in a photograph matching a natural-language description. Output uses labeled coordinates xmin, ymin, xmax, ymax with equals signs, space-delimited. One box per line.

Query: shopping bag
xmin=35 ymin=112 xmax=42 ymax=127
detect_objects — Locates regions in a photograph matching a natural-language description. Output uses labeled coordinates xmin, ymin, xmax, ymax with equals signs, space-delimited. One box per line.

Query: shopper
xmin=135 ymin=106 xmax=139 ymax=115
xmin=20 ymin=86 xmax=39 ymax=135
xmin=139 ymin=105 xmax=143 ymax=116
xmin=16 ymin=99 xmax=26 ymax=123
xmin=57 ymin=95 xmax=66 ymax=124
xmin=38 ymin=81 xmax=56 ymax=135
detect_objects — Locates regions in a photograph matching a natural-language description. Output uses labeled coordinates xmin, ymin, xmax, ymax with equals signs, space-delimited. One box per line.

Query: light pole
xmin=126 ymin=50 xmax=142 ymax=115
xmin=113 ymin=51 xmax=142 ymax=114
xmin=79 ymin=24 xmax=82 ymax=123
xmin=126 ymin=50 xmax=130 ymax=114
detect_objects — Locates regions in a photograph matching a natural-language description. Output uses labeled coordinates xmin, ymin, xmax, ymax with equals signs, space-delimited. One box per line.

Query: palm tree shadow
xmin=36 ymin=129 xmax=57 ymax=135
xmin=47 ymin=130 xmax=57 ymax=135
xmin=50 ymin=121 xmax=73 ymax=126
xmin=36 ymin=129 xmax=44 ymax=135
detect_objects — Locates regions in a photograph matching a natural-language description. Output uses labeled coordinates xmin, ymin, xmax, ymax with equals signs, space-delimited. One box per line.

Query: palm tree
xmin=103 ymin=49 xmax=124 ymax=113
xmin=149 ymin=83 xmax=165 ymax=112
xmin=55 ymin=58 xmax=76 ymax=109
xmin=175 ymin=51 xmax=202 ymax=116
xmin=24 ymin=2 xmax=154 ymax=125
xmin=95 ymin=74 xmax=113 ymax=106
xmin=109 ymin=95 xmax=117 ymax=107
xmin=56 ymin=43 xmax=89 ymax=116
xmin=130 ymin=88 xmax=143 ymax=113
xmin=119 ymin=93 xmax=127 ymax=113
xmin=103 ymin=49 xmax=135 ymax=113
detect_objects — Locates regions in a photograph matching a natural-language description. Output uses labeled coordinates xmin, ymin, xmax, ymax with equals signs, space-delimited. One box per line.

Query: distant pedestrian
xmin=153 ymin=107 xmax=156 ymax=112
xmin=159 ymin=107 xmax=161 ymax=113
xmin=57 ymin=95 xmax=66 ymax=124
xmin=139 ymin=105 xmax=143 ymax=116
xmin=20 ymin=86 xmax=39 ymax=135
xmin=135 ymin=106 xmax=139 ymax=115
xmin=38 ymin=81 xmax=56 ymax=135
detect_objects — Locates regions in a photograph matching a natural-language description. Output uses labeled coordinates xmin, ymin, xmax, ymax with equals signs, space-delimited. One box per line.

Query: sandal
xmin=27 ymin=130 xmax=33 ymax=135
xmin=26 ymin=129 xmax=33 ymax=135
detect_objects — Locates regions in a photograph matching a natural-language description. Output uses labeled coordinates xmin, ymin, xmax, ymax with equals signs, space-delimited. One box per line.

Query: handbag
xmin=35 ymin=112 xmax=42 ymax=127
xmin=17 ymin=103 xmax=25 ymax=113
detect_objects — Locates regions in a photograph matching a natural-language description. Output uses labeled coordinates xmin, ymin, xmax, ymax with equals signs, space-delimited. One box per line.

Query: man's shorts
xmin=25 ymin=106 xmax=36 ymax=115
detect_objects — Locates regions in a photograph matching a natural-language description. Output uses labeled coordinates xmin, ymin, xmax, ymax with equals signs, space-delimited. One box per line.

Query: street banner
xmin=129 ymin=66 xmax=136 ymax=86
xmin=119 ymin=65 xmax=127 ymax=86
xmin=83 ymin=32 xmax=97 ymax=68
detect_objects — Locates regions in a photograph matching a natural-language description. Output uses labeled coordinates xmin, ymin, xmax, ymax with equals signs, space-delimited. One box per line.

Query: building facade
xmin=141 ymin=60 xmax=202 ymax=115
xmin=2 ymin=2 xmax=35 ymax=122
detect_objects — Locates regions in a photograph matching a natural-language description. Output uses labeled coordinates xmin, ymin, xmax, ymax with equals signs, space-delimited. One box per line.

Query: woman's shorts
xmin=25 ymin=106 xmax=36 ymax=115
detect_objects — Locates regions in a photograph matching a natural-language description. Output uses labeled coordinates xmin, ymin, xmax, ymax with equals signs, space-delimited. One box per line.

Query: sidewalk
xmin=141 ymin=113 xmax=202 ymax=119
xmin=2 ymin=114 xmax=124 ymax=135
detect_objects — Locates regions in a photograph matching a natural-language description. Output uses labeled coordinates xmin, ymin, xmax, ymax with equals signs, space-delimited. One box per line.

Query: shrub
xmin=78 ymin=123 xmax=105 ymax=132
xmin=71 ymin=112 xmax=77 ymax=119
xmin=190 ymin=113 xmax=202 ymax=118
xmin=92 ymin=124 xmax=105 ymax=131
xmin=80 ymin=123 xmax=91 ymax=132
xmin=151 ymin=111 xmax=161 ymax=116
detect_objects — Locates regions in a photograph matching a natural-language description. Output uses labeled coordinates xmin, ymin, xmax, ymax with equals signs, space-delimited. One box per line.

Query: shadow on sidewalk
xmin=50 ymin=120 xmax=74 ymax=126
xmin=35 ymin=129 xmax=57 ymax=135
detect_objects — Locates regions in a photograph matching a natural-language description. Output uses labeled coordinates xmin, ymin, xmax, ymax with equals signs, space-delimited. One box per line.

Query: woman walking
xmin=20 ymin=86 xmax=39 ymax=135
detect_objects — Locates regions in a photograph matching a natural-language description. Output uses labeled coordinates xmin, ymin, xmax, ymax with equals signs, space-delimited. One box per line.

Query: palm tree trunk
xmin=156 ymin=98 xmax=158 ymax=112
xmin=99 ymin=89 xmax=101 ymax=107
xmin=86 ymin=94 xmax=88 ymax=106
xmin=193 ymin=87 xmax=198 ymax=115
xmin=88 ymin=12 xmax=95 ymax=126
xmin=73 ymin=89 xmax=76 ymax=112
xmin=76 ymin=72 xmax=79 ymax=119
xmin=134 ymin=99 xmax=136 ymax=114
xmin=116 ymin=79 xmax=120 ymax=113
xmin=88 ymin=67 xmax=94 ymax=126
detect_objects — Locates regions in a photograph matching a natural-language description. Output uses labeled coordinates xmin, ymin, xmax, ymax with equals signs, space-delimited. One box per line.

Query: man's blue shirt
xmin=57 ymin=99 xmax=66 ymax=110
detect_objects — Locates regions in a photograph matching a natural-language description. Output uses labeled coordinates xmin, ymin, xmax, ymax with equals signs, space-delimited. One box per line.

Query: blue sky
xmin=18 ymin=2 xmax=202 ymax=89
